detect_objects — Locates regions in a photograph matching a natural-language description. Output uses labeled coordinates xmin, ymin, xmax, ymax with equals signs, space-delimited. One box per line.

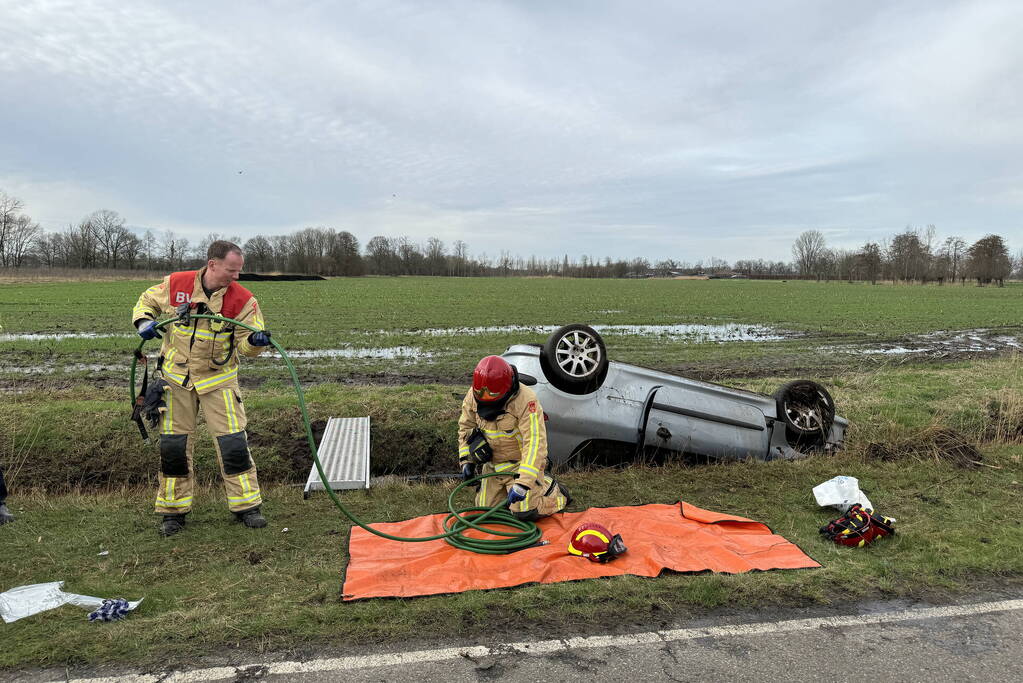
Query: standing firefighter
xmin=132 ymin=241 xmax=272 ymax=536
xmin=458 ymin=355 xmax=571 ymax=521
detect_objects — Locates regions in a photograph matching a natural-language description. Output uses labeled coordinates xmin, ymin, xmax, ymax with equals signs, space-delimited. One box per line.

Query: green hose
xmin=130 ymin=313 xmax=544 ymax=554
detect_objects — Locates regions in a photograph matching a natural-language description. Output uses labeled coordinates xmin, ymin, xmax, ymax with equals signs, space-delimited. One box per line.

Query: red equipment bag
xmin=819 ymin=504 xmax=896 ymax=548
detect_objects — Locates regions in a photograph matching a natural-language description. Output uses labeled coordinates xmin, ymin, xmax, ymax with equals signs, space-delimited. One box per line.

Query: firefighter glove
xmin=142 ymin=378 xmax=168 ymax=428
xmin=248 ymin=330 xmax=272 ymax=346
xmin=461 ymin=463 xmax=475 ymax=482
xmin=506 ymin=484 xmax=527 ymax=507
xmin=137 ymin=320 xmax=161 ymax=341
xmin=466 ymin=428 xmax=493 ymax=465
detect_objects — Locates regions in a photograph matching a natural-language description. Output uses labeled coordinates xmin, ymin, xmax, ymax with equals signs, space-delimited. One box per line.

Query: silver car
xmin=501 ymin=324 xmax=847 ymax=465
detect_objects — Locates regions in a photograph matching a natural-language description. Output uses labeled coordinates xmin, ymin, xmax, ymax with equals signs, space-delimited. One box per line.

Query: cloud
xmin=0 ymin=0 xmax=1020 ymax=263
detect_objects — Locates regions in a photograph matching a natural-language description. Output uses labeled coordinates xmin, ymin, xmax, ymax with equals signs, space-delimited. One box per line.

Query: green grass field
xmin=0 ymin=276 xmax=1021 ymax=670
xmin=2 ymin=277 xmax=1021 ymax=386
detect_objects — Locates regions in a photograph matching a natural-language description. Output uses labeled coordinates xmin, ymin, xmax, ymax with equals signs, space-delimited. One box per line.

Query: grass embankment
xmin=1 ymin=357 xmax=1021 ymax=670
xmin=2 ymin=449 xmax=1020 ymax=670
xmin=3 ymin=357 xmax=1023 ymax=489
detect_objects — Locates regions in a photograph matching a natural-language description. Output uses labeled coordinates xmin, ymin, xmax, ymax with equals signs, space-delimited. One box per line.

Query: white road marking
xmin=63 ymin=598 xmax=1023 ymax=682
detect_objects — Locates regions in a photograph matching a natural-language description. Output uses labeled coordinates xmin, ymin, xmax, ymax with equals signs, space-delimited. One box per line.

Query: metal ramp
xmin=303 ymin=416 xmax=371 ymax=497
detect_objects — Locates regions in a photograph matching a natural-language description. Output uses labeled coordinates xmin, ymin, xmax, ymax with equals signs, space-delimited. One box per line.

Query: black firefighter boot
xmin=0 ymin=502 xmax=14 ymax=525
xmin=159 ymin=514 xmax=186 ymax=537
xmin=235 ymin=506 xmax=267 ymax=529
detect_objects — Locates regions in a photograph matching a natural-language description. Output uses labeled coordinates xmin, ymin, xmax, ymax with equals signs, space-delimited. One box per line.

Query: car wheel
xmin=774 ymin=380 xmax=835 ymax=445
xmin=540 ymin=324 xmax=609 ymax=395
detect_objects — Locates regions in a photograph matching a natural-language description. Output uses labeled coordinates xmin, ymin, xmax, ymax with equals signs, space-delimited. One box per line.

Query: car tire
xmin=774 ymin=380 xmax=835 ymax=446
xmin=540 ymin=324 xmax=609 ymax=395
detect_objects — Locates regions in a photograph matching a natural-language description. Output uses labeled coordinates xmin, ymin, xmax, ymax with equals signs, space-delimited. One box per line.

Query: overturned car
xmin=502 ymin=324 xmax=847 ymax=465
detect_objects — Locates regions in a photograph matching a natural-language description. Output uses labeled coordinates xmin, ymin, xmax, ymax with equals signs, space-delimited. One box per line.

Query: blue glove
xmin=248 ymin=330 xmax=272 ymax=347
xmin=461 ymin=463 xmax=475 ymax=482
xmin=137 ymin=320 xmax=161 ymax=341
xmin=506 ymin=484 xmax=527 ymax=507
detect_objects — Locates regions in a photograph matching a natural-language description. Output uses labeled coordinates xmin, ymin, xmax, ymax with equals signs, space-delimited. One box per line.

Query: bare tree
xmin=62 ymin=220 xmax=101 ymax=268
xmin=791 ymin=230 xmax=826 ymax=279
xmin=425 ymin=237 xmax=445 ymax=276
xmin=886 ymin=229 xmax=928 ymax=283
xmin=450 ymin=240 xmax=468 ymax=276
xmin=33 ymin=231 xmax=58 ymax=267
xmin=857 ymin=242 xmax=883 ymax=284
xmin=244 ymin=235 xmax=275 ymax=272
xmin=365 ymin=236 xmax=395 ymax=275
xmin=122 ymin=231 xmax=142 ymax=269
xmin=89 ymin=210 xmax=134 ymax=268
xmin=0 ymin=191 xmax=26 ymax=267
xmin=395 ymin=236 xmax=422 ymax=275
xmin=940 ymin=236 xmax=967 ymax=284
xmin=6 ymin=214 xmax=40 ymax=267
xmin=160 ymin=230 xmax=189 ymax=270
xmin=141 ymin=229 xmax=158 ymax=270
xmin=328 ymin=230 xmax=363 ymax=276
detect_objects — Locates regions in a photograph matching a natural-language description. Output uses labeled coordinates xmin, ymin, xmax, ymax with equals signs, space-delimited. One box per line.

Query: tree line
xmin=789 ymin=226 xmax=1020 ymax=286
xmin=1 ymin=190 xmax=1019 ymax=282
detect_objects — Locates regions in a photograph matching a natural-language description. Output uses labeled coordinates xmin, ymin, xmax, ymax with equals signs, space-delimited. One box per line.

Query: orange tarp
xmin=342 ymin=502 xmax=819 ymax=601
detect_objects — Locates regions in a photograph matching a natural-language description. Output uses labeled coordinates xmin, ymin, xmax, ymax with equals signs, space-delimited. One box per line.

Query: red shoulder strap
xmin=168 ymin=271 xmax=198 ymax=307
xmin=221 ymin=281 xmax=254 ymax=320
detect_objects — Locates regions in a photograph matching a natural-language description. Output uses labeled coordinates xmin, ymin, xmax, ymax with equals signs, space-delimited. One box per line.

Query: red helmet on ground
xmin=568 ymin=523 xmax=627 ymax=563
xmin=473 ymin=355 xmax=515 ymax=403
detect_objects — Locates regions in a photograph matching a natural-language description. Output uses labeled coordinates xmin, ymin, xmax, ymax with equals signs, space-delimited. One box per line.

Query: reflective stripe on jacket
xmin=457 ymin=385 xmax=548 ymax=489
xmin=132 ymin=268 xmax=268 ymax=395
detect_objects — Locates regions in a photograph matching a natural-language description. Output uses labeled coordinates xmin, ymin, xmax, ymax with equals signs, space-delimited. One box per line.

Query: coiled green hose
xmin=130 ymin=313 xmax=544 ymax=554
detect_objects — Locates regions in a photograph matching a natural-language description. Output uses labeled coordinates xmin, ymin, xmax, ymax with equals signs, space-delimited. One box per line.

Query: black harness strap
xmin=130 ymin=349 xmax=150 ymax=442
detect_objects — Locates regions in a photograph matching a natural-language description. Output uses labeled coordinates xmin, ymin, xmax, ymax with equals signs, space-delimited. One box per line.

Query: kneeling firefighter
xmin=458 ymin=355 xmax=571 ymax=521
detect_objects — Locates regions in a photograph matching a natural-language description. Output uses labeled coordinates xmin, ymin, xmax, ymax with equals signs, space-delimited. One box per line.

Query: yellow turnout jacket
xmin=132 ymin=268 xmax=268 ymax=394
xmin=457 ymin=385 xmax=549 ymax=489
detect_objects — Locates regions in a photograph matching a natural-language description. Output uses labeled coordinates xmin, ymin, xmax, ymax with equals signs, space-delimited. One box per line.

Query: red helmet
xmin=473 ymin=355 xmax=514 ymax=403
xmin=568 ymin=523 xmax=627 ymax=563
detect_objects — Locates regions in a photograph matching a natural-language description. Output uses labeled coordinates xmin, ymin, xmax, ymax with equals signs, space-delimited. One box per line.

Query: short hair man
xmin=457 ymin=355 xmax=571 ymax=520
xmin=132 ymin=241 xmax=272 ymax=536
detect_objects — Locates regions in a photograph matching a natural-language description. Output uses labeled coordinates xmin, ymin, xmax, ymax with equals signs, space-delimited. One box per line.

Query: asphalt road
xmin=9 ymin=594 xmax=1023 ymax=682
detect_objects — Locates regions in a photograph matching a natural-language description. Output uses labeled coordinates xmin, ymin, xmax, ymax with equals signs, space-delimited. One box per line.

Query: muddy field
xmin=2 ymin=324 xmax=1020 ymax=391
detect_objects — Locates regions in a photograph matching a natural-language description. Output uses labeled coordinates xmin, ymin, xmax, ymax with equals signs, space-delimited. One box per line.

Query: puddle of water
xmin=0 ymin=347 xmax=437 ymax=374
xmin=0 ymin=332 xmax=132 ymax=341
xmin=596 ymin=323 xmax=787 ymax=342
xmin=827 ymin=328 xmax=1022 ymax=356
xmin=391 ymin=323 xmax=789 ymax=342
xmin=843 ymin=347 xmax=933 ymax=356
xmin=0 ymin=363 xmax=128 ymax=374
xmin=272 ymin=346 xmax=434 ymax=359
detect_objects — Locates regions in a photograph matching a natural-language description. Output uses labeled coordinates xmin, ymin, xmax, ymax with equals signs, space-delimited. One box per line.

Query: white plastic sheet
xmin=812 ymin=475 xmax=873 ymax=514
xmin=0 ymin=581 xmax=143 ymax=623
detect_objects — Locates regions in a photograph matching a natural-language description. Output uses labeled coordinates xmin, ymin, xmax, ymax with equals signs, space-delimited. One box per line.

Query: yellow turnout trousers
xmin=155 ymin=382 xmax=262 ymax=515
xmin=475 ymin=461 xmax=568 ymax=520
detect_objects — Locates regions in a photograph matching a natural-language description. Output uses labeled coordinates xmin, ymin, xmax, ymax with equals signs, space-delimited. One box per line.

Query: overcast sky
xmin=1 ymin=0 xmax=1020 ymax=263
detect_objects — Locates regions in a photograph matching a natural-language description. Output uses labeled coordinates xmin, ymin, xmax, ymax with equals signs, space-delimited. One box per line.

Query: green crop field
xmin=0 ymin=276 xmax=1021 ymax=671
xmin=2 ymin=277 xmax=1021 ymax=387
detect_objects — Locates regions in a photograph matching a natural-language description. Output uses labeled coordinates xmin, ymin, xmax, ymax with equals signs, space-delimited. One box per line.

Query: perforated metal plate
xmin=304 ymin=416 xmax=371 ymax=494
